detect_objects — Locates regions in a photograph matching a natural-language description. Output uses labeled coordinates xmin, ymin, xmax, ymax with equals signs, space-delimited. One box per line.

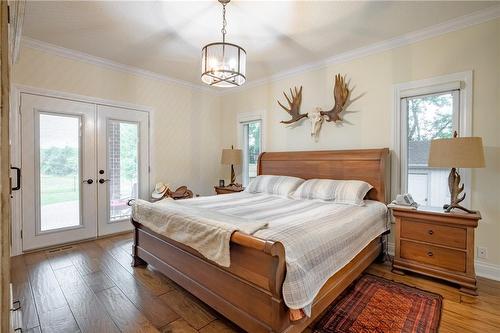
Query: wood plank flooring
xmin=10 ymin=233 xmax=500 ymax=333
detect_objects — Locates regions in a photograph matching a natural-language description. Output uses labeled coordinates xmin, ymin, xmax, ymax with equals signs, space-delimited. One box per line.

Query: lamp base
xmin=229 ymin=164 xmax=236 ymax=186
xmin=443 ymin=203 xmax=476 ymax=214
xmin=444 ymin=167 xmax=475 ymax=214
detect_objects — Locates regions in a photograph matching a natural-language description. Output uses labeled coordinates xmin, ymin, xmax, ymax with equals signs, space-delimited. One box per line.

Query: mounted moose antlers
xmin=277 ymin=86 xmax=308 ymax=124
xmin=320 ymin=74 xmax=349 ymax=122
xmin=277 ymin=75 xmax=352 ymax=140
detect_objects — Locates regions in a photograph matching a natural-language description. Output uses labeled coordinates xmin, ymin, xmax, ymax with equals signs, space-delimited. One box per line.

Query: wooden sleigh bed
xmin=131 ymin=148 xmax=390 ymax=333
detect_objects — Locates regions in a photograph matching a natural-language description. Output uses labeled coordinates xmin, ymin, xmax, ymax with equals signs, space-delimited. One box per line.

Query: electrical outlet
xmin=477 ymin=247 xmax=488 ymax=259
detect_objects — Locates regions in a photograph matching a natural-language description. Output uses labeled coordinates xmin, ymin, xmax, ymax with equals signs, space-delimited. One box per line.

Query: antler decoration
xmin=320 ymin=74 xmax=349 ymax=122
xmin=443 ymin=131 xmax=475 ymax=214
xmin=449 ymin=170 xmax=465 ymax=206
xmin=277 ymin=86 xmax=308 ymax=124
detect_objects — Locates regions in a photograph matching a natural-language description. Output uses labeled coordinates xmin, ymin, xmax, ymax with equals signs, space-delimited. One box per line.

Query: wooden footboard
xmin=132 ymin=220 xmax=289 ymax=332
xmin=132 ymin=220 xmax=383 ymax=333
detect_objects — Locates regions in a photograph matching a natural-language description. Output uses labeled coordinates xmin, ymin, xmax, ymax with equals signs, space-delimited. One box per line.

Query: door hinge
xmin=20 ymin=230 xmax=22 ymax=239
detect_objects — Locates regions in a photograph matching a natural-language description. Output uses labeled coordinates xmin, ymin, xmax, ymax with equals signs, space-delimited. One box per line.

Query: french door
xmin=20 ymin=93 xmax=149 ymax=251
xmin=96 ymin=105 xmax=149 ymax=235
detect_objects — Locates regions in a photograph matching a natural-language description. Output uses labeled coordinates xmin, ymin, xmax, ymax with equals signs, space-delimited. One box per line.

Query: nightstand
xmin=392 ymin=207 xmax=480 ymax=295
xmin=214 ymin=185 xmax=244 ymax=195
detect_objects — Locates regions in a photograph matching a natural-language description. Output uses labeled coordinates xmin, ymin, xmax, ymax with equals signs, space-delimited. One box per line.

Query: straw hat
xmin=152 ymin=182 xmax=169 ymax=199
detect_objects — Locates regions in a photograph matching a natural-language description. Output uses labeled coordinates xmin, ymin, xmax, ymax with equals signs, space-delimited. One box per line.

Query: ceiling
xmin=22 ymin=1 xmax=496 ymax=87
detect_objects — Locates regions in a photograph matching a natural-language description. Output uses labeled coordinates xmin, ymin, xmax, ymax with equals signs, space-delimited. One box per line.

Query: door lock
xmin=99 ymin=178 xmax=111 ymax=184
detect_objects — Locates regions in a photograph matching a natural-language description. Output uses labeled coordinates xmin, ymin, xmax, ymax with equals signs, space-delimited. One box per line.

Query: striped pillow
xmin=291 ymin=179 xmax=338 ymax=201
xmin=333 ymin=180 xmax=373 ymax=206
xmin=292 ymin=179 xmax=373 ymax=205
xmin=246 ymin=175 xmax=305 ymax=196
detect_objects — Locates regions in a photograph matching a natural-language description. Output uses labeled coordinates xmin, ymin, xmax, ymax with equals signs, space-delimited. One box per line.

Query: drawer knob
xmin=428 ymin=230 xmax=434 ymax=235
xmin=427 ymin=251 xmax=434 ymax=257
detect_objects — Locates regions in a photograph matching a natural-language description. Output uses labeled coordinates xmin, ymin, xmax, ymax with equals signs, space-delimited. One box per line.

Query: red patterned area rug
xmin=313 ymin=274 xmax=442 ymax=333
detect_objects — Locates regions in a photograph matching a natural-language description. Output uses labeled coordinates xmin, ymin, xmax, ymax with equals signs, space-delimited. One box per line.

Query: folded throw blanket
xmin=132 ymin=199 xmax=268 ymax=267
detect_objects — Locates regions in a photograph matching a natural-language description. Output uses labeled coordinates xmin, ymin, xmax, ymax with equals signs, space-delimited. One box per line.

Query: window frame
xmin=237 ymin=112 xmax=265 ymax=186
xmin=392 ymin=71 xmax=472 ymax=207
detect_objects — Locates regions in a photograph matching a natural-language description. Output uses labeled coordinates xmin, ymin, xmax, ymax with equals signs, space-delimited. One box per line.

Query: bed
xmin=131 ymin=148 xmax=390 ymax=333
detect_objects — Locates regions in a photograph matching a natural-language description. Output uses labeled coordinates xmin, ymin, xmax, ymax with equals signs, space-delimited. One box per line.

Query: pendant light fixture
xmin=201 ymin=0 xmax=246 ymax=87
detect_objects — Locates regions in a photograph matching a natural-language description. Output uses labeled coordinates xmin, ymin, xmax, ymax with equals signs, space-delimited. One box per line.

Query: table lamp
xmin=221 ymin=146 xmax=242 ymax=186
xmin=428 ymin=131 xmax=485 ymax=213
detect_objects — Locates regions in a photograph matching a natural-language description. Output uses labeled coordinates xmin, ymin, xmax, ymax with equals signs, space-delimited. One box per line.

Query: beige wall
xmin=12 ymin=19 xmax=500 ymax=269
xmin=13 ymin=45 xmax=223 ymax=196
xmin=220 ymin=19 xmax=500 ymax=267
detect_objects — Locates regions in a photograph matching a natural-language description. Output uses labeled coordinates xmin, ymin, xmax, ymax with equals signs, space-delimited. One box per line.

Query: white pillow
xmin=292 ymin=179 xmax=372 ymax=205
xmin=246 ymin=175 xmax=304 ymax=196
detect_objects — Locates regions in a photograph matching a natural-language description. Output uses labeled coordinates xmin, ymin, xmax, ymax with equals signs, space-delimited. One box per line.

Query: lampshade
xmin=428 ymin=136 xmax=485 ymax=168
xmin=221 ymin=149 xmax=242 ymax=165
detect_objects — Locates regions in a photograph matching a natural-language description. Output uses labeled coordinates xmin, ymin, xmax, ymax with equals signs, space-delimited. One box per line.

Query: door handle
xmin=11 ymin=167 xmax=21 ymax=191
xmin=83 ymin=179 xmax=94 ymax=184
xmin=99 ymin=178 xmax=111 ymax=184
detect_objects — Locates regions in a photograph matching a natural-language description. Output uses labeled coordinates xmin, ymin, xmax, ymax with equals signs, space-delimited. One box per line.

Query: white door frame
xmin=10 ymin=84 xmax=152 ymax=255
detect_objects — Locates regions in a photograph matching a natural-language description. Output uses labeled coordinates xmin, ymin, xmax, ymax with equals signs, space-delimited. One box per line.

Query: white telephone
xmin=392 ymin=193 xmax=418 ymax=208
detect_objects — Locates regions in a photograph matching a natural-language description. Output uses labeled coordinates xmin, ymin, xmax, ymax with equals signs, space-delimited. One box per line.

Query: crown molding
xmin=10 ymin=0 xmax=26 ymax=65
xmin=21 ymin=36 xmax=213 ymax=92
xmin=21 ymin=5 xmax=500 ymax=96
xmin=221 ymin=4 xmax=500 ymax=95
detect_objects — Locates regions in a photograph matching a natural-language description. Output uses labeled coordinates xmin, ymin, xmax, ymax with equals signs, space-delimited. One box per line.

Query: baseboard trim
xmin=475 ymin=261 xmax=500 ymax=281
xmin=387 ymin=242 xmax=500 ymax=281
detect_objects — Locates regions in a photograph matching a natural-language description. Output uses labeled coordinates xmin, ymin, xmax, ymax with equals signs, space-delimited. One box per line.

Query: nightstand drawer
xmin=401 ymin=219 xmax=466 ymax=249
xmin=400 ymin=240 xmax=466 ymax=272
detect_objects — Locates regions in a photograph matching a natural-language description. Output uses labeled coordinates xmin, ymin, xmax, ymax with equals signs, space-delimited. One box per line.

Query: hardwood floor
xmin=10 ymin=233 xmax=500 ymax=333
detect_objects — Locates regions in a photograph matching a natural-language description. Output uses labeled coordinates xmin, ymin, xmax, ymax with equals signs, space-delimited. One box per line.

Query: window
xmin=241 ymin=120 xmax=262 ymax=186
xmin=402 ymin=91 xmax=458 ymax=208
xmin=394 ymin=72 xmax=472 ymax=209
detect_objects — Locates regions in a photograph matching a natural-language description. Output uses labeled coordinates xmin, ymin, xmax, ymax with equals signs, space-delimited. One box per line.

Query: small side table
xmin=391 ymin=206 xmax=480 ymax=295
xmin=214 ymin=185 xmax=244 ymax=195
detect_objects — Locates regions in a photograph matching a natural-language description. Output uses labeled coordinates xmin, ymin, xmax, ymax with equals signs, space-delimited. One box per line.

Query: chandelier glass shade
xmin=201 ymin=0 xmax=246 ymax=87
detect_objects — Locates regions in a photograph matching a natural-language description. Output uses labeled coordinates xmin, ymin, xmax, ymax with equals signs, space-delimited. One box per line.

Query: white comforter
xmin=133 ymin=192 xmax=388 ymax=315
xmin=131 ymin=198 xmax=268 ymax=267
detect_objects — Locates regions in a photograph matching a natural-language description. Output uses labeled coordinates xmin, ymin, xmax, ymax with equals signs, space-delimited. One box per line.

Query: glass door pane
xmin=38 ymin=113 xmax=81 ymax=232
xmin=108 ymin=121 xmax=139 ymax=222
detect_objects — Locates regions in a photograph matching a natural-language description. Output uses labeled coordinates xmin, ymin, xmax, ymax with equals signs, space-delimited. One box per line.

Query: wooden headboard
xmin=258 ymin=148 xmax=390 ymax=203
